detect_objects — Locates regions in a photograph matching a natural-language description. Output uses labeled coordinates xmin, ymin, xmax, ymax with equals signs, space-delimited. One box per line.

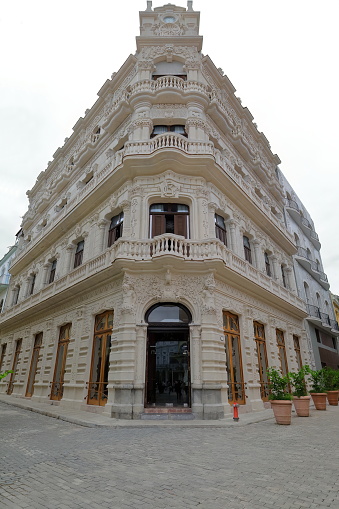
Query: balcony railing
xmin=0 ymin=236 xmax=306 ymax=324
xmin=307 ymin=304 xmax=339 ymax=331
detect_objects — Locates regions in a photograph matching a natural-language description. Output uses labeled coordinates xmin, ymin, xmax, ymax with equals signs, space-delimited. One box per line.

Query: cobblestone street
xmin=0 ymin=401 xmax=338 ymax=509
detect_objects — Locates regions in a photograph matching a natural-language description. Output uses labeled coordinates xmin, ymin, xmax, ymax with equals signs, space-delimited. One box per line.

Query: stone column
xmin=120 ymin=201 xmax=131 ymax=239
xmin=65 ymin=244 xmax=74 ymax=273
xmin=252 ymin=240 xmax=262 ymax=270
xmin=41 ymin=263 xmax=50 ymax=286
xmin=97 ymin=219 xmax=109 ymax=255
xmin=286 ymin=266 xmax=297 ymax=293
xmin=228 ymin=220 xmax=238 ymax=253
xmin=271 ymin=255 xmax=279 ymax=281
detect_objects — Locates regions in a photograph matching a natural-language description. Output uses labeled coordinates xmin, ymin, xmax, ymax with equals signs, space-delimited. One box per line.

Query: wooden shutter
xmin=151 ymin=215 xmax=165 ymax=237
xmin=174 ymin=215 xmax=187 ymax=238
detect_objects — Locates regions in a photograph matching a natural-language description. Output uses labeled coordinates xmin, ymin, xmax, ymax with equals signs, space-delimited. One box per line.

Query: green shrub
xmin=267 ymin=367 xmax=293 ymax=400
xmin=289 ymin=366 xmax=308 ymax=397
xmin=304 ymin=366 xmax=326 ymax=393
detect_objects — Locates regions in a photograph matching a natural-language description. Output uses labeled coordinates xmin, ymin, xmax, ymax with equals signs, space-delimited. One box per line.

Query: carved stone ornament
xmin=160 ymin=180 xmax=180 ymax=198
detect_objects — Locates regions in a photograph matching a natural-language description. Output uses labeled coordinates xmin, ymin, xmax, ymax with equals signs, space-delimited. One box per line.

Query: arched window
xmin=215 ymin=214 xmax=227 ymax=246
xmin=294 ymin=233 xmax=300 ymax=246
xmin=146 ymin=303 xmax=191 ymax=324
xmin=264 ymin=252 xmax=272 ymax=277
xmin=150 ymin=204 xmax=189 ymax=238
xmin=108 ymin=212 xmax=124 ymax=247
xmin=306 ymin=248 xmax=312 ymax=260
xmin=243 ymin=236 xmax=252 ymax=264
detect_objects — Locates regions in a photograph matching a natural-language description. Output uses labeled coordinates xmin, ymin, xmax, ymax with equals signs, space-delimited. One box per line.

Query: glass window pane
xmin=147 ymin=305 xmax=191 ymax=323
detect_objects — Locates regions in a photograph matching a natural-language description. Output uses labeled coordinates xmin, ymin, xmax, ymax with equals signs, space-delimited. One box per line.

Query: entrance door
xmin=145 ymin=303 xmax=192 ymax=409
xmin=146 ymin=331 xmax=190 ymax=407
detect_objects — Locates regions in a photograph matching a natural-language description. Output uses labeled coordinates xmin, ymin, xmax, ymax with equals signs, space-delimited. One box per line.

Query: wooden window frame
xmin=50 ymin=324 xmax=71 ymax=401
xmin=108 ymin=213 xmax=124 ymax=248
xmin=74 ymin=241 xmax=84 ymax=269
xmin=243 ymin=236 xmax=252 ymax=264
xmin=29 ymin=274 xmax=36 ymax=295
xmin=7 ymin=339 xmax=22 ymax=395
xmin=276 ymin=329 xmax=289 ymax=376
xmin=253 ymin=322 xmax=270 ymax=401
xmin=293 ymin=335 xmax=303 ymax=370
xmin=223 ymin=311 xmax=246 ymax=404
xmin=150 ymin=125 xmax=187 ymax=138
xmin=87 ymin=311 xmax=114 ymax=406
xmin=281 ymin=265 xmax=287 ymax=288
xmin=0 ymin=343 xmax=7 ymax=371
xmin=264 ymin=252 xmax=272 ymax=277
xmin=150 ymin=203 xmax=189 ymax=239
xmin=26 ymin=333 xmax=43 ymax=397
xmin=215 ymin=214 xmax=227 ymax=246
xmin=49 ymin=260 xmax=57 ymax=284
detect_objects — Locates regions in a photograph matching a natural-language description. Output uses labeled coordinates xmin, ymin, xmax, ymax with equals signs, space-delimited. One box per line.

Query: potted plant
xmin=322 ymin=367 xmax=339 ymax=406
xmin=305 ymin=366 xmax=327 ymax=410
xmin=289 ymin=366 xmax=311 ymax=416
xmin=267 ymin=367 xmax=293 ymax=425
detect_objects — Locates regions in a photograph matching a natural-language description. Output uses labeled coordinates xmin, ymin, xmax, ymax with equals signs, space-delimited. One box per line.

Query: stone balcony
xmin=295 ymin=247 xmax=329 ymax=290
xmin=129 ymin=76 xmax=211 ymax=102
xmin=1 ymin=235 xmax=306 ymax=325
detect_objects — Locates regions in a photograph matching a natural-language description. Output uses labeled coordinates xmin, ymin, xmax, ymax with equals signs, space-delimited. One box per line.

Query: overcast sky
xmin=1 ymin=0 xmax=338 ymax=292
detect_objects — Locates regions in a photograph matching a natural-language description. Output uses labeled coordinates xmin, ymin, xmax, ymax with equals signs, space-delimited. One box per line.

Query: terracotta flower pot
xmin=270 ymin=400 xmax=292 ymax=425
xmin=310 ymin=392 xmax=327 ymax=410
xmin=293 ymin=395 xmax=311 ymax=417
xmin=326 ymin=390 xmax=339 ymax=406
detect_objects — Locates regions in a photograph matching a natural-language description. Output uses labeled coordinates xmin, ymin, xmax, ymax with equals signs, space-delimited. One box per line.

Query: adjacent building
xmin=280 ymin=173 xmax=339 ymax=370
xmin=0 ymin=2 xmax=332 ymax=419
xmin=0 ymin=245 xmax=17 ymax=314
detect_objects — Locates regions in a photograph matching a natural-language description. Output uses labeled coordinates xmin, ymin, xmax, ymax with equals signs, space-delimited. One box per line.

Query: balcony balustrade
xmin=129 ymin=76 xmax=210 ymax=100
xmin=1 ymin=235 xmax=305 ymax=323
xmin=306 ymin=304 xmax=339 ymax=332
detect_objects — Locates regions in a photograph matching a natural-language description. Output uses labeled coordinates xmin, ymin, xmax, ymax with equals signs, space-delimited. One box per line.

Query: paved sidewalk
xmin=1 ymin=401 xmax=338 ymax=509
xmin=0 ymin=394 xmax=274 ymax=427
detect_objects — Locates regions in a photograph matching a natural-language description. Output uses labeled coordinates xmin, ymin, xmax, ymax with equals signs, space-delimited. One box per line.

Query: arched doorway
xmin=145 ymin=303 xmax=192 ymax=408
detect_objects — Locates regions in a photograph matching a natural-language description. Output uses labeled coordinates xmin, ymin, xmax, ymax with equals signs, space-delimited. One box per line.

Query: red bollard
xmin=233 ymin=403 xmax=239 ymax=422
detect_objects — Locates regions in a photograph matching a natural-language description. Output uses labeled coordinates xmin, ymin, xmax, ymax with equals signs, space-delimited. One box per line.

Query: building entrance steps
xmin=0 ymin=393 xmax=278 ymax=427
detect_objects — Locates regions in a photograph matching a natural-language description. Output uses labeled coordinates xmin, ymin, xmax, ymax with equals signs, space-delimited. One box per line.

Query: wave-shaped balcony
xmin=14 ymin=132 xmax=293 ymax=273
xmin=285 ymin=199 xmax=321 ymax=250
xmin=306 ymin=304 xmax=339 ymax=335
xmin=295 ymin=246 xmax=329 ymax=290
xmin=1 ymin=235 xmax=306 ymax=326
xmin=129 ymin=76 xmax=211 ymax=104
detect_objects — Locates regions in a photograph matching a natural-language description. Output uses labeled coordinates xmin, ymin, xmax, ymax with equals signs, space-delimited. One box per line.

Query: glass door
xmin=223 ymin=311 xmax=245 ymax=404
xmin=50 ymin=324 xmax=71 ymax=401
xmin=26 ymin=333 xmax=43 ymax=397
xmin=146 ymin=331 xmax=190 ymax=408
xmin=87 ymin=311 xmax=113 ymax=406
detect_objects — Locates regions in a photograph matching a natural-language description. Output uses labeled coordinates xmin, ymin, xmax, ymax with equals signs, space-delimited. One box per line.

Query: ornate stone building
xmin=0 ymin=2 xmax=317 ymax=419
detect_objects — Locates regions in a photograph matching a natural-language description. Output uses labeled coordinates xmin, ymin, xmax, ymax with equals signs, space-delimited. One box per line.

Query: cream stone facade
xmin=0 ymin=2 xmax=314 ymax=419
